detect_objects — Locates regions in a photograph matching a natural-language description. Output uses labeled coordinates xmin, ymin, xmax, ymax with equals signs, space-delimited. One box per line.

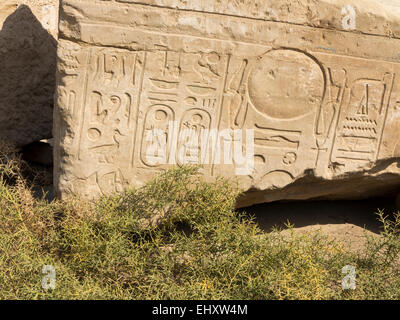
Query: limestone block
xmin=54 ymin=0 xmax=400 ymax=205
xmin=0 ymin=0 xmax=58 ymax=147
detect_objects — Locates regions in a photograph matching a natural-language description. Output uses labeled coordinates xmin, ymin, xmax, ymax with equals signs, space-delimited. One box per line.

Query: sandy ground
xmin=241 ymin=198 xmax=398 ymax=251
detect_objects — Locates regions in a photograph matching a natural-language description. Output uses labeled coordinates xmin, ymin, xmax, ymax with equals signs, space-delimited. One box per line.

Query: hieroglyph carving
xmin=55 ymin=0 xmax=400 ymax=204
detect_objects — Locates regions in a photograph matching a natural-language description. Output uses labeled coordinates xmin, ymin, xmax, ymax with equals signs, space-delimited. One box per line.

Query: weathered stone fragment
xmin=55 ymin=0 xmax=400 ymax=206
xmin=0 ymin=0 xmax=58 ymax=147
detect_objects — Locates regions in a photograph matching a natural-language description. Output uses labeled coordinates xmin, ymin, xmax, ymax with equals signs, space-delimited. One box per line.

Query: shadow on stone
xmin=0 ymin=5 xmax=57 ymax=148
xmin=241 ymin=197 xmax=397 ymax=235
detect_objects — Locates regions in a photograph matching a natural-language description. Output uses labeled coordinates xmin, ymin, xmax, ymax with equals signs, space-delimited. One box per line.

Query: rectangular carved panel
xmin=55 ymin=0 xmax=400 ymax=203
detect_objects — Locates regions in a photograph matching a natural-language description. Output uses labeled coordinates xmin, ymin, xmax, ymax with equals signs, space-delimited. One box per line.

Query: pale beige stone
xmin=54 ymin=0 xmax=400 ymax=206
xmin=0 ymin=0 xmax=58 ymax=147
xmin=1 ymin=0 xmax=59 ymax=37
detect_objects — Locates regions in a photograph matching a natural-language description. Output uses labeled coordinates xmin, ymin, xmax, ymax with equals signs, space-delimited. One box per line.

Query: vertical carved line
xmin=77 ymin=49 xmax=92 ymax=161
xmin=376 ymin=73 xmax=395 ymax=161
xmin=211 ymin=54 xmax=231 ymax=176
xmin=131 ymin=51 xmax=148 ymax=168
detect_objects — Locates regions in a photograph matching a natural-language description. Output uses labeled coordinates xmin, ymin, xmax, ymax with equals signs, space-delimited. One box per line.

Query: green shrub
xmin=0 ymin=144 xmax=400 ymax=299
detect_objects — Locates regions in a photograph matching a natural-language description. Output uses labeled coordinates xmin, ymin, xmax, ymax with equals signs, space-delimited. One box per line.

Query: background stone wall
xmin=377 ymin=0 xmax=400 ymax=9
xmin=0 ymin=0 xmax=59 ymax=148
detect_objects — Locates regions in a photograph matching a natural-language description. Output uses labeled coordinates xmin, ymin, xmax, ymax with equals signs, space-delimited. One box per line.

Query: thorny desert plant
xmin=0 ymin=139 xmax=24 ymax=184
xmin=361 ymin=210 xmax=400 ymax=265
xmin=0 ymin=139 xmax=52 ymax=188
xmin=0 ymin=143 xmax=399 ymax=299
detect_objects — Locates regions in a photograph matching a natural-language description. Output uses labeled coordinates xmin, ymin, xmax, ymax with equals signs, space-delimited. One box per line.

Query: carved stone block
xmin=55 ymin=0 xmax=400 ymax=205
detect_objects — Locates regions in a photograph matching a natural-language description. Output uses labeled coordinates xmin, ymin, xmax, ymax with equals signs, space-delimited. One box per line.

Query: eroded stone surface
xmin=55 ymin=0 xmax=400 ymax=205
xmin=0 ymin=0 xmax=58 ymax=147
